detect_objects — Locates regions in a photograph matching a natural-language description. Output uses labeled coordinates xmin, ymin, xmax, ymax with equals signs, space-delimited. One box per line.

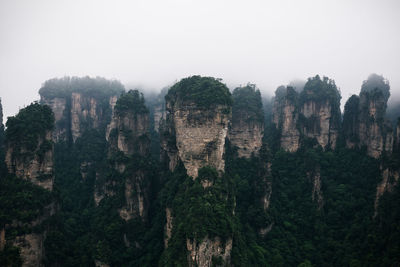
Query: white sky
xmin=1 ymin=0 xmax=400 ymax=120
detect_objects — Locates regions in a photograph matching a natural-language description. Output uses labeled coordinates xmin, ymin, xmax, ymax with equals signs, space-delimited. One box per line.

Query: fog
xmin=1 ymin=0 xmax=400 ymax=120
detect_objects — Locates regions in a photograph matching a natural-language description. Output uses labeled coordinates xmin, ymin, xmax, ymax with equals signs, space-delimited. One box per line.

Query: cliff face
xmin=6 ymin=130 xmax=54 ymax=191
xmin=229 ymin=85 xmax=264 ymax=158
xmin=105 ymin=90 xmax=151 ymax=221
xmin=40 ymin=96 xmax=67 ymax=142
xmin=343 ymin=89 xmax=393 ymax=158
xmin=164 ymin=101 xmax=230 ymax=178
xmin=272 ymin=86 xmax=300 ymax=152
xmin=39 ymin=77 xmax=124 ymax=143
xmin=272 ymin=76 xmax=341 ymax=151
xmin=186 ymin=237 xmax=232 ymax=267
xmin=5 ymin=104 xmax=54 ymax=191
xmin=300 ymin=99 xmax=339 ymax=149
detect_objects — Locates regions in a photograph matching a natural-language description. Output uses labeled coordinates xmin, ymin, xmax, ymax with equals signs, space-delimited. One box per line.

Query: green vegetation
xmin=300 ymin=75 xmax=341 ymax=105
xmin=232 ymin=84 xmax=264 ymax=122
xmin=2 ymin=75 xmax=400 ymax=267
xmin=166 ymin=76 xmax=232 ymax=108
xmin=5 ymin=102 xmax=54 ymax=153
xmin=115 ymin=89 xmax=149 ymax=116
xmin=39 ymin=76 xmax=125 ymax=99
xmin=361 ymin=73 xmax=390 ymax=102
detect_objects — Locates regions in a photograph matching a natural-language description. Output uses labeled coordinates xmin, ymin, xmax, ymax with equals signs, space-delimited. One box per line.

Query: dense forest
xmin=0 ymin=75 xmax=399 ymax=267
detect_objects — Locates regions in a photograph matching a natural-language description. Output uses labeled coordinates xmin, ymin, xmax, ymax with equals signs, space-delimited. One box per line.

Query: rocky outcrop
xmin=229 ymin=85 xmax=264 ymax=158
xmin=308 ymin=167 xmax=324 ymax=210
xmin=103 ymin=90 xmax=151 ymax=221
xmin=39 ymin=76 xmax=124 ymax=143
xmin=164 ymin=101 xmax=230 ymax=178
xmin=186 ymin=237 xmax=232 ymax=267
xmin=300 ymin=99 xmax=339 ymax=149
xmin=118 ymin=171 xmax=148 ymax=221
xmin=164 ymin=208 xmax=173 ymax=248
xmin=273 ymin=76 xmax=341 ymax=151
xmin=13 ymin=233 xmax=44 ymax=267
xmin=5 ymin=130 xmax=54 ymax=191
xmin=108 ymin=90 xmax=150 ymax=157
xmin=272 ymin=86 xmax=300 ymax=152
xmin=161 ymin=77 xmax=232 ymax=178
xmin=343 ymin=85 xmax=393 ymax=158
xmin=40 ymin=96 xmax=67 ymax=142
xmin=374 ymin=167 xmax=399 ymax=216
xmin=5 ymin=103 xmax=54 ymax=191
xmin=298 ymin=76 xmax=341 ymax=150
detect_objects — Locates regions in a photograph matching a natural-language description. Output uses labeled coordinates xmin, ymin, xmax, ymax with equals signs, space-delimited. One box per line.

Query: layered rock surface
xmin=343 ymin=74 xmax=393 ymax=158
xmin=162 ymin=76 xmax=232 ymax=178
xmin=39 ymin=76 xmax=124 ymax=143
xmin=272 ymin=76 xmax=341 ymax=151
xmin=229 ymin=85 xmax=264 ymax=158
xmin=5 ymin=103 xmax=54 ymax=191
xmin=104 ymin=90 xmax=151 ymax=221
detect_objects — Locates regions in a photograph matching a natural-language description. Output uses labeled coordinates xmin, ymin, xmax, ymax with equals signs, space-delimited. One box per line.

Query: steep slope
xmin=161 ymin=76 xmax=232 ymax=178
xmin=272 ymin=86 xmax=300 ymax=152
xmin=2 ymin=103 xmax=55 ymax=267
xmin=5 ymin=103 xmax=55 ymax=190
xmin=343 ymin=74 xmax=393 ymax=158
xmin=229 ymin=84 xmax=264 ymax=158
xmin=299 ymin=75 xmax=341 ymax=149
xmin=39 ymin=76 xmax=124 ymax=143
xmin=104 ymin=90 xmax=151 ymax=221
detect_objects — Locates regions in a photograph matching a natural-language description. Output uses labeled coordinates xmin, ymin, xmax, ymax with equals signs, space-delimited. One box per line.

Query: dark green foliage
xmin=39 ymin=76 xmax=125 ymax=99
xmin=300 ymin=75 xmax=341 ymax=105
xmin=160 ymin=165 xmax=236 ymax=266
xmin=5 ymin=102 xmax=54 ymax=152
xmin=343 ymin=95 xmax=360 ymax=143
xmin=0 ymin=244 xmax=22 ymax=267
xmin=0 ymin=175 xmax=53 ymax=226
xmin=232 ymin=84 xmax=264 ymax=122
xmin=361 ymin=73 xmax=390 ymax=102
xmin=166 ymin=76 xmax=232 ymax=108
xmin=115 ymin=89 xmax=149 ymax=116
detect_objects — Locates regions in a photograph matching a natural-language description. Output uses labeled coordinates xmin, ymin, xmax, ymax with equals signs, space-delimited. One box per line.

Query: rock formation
xmin=273 ymin=76 xmax=341 ymax=151
xmin=272 ymin=86 xmax=300 ymax=152
xmin=104 ymin=90 xmax=151 ymax=221
xmin=186 ymin=237 xmax=232 ymax=267
xmin=343 ymin=74 xmax=393 ymax=158
xmin=161 ymin=76 xmax=232 ymax=178
xmin=5 ymin=103 xmax=54 ymax=191
xmin=107 ymin=90 xmax=150 ymax=157
xmin=39 ymin=76 xmax=124 ymax=143
xmin=229 ymin=85 xmax=264 ymax=158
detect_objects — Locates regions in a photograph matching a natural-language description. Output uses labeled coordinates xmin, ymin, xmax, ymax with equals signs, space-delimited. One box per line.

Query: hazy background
xmin=1 ymin=0 xmax=399 ymax=120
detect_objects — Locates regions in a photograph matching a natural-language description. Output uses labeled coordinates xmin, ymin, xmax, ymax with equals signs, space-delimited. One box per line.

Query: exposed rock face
xmin=108 ymin=90 xmax=150 ymax=157
xmin=153 ymin=104 xmax=165 ymax=133
xmin=272 ymin=76 xmax=341 ymax=152
xmin=374 ymin=167 xmax=399 ymax=216
xmin=118 ymin=171 xmax=148 ymax=221
xmin=300 ymin=99 xmax=339 ymax=149
xmin=229 ymin=85 xmax=264 ymax=158
xmin=298 ymin=76 xmax=341 ymax=150
xmin=5 ymin=130 xmax=54 ymax=191
xmin=343 ymin=91 xmax=393 ymax=158
xmin=272 ymin=86 xmax=300 ymax=152
xmin=13 ymin=233 xmax=44 ymax=267
xmin=186 ymin=237 xmax=232 ymax=267
xmin=164 ymin=101 xmax=230 ymax=178
xmin=309 ymin=167 xmax=324 ymax=210
xmin=104 ymin=90 xmax=151 ymax=221
xmin=39 ymin=77 xmax=124 ymax=143
xmin=40 ymin=96 xmax=67 ymax=141
xmin=164 ymin=208 xmax=173 ymax=248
